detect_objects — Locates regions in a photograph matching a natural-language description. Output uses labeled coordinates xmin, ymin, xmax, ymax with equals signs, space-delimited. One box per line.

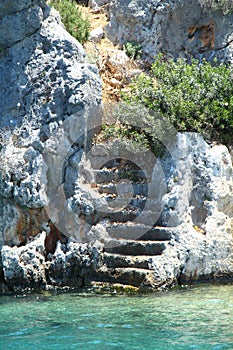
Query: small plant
xmin=123 ymin=55 xmax=233 ymax=145
xmin=84 ymin=42 xmax=100 ymax=65
xmin=0 ymin=46 xmax=7 ymax=56
xmin=49 ymin=0 xmax=90 ymax=44
xmin=95 ymin=102 xmax=168 ymax=157
xmin=99 ymin=122 xmax=150 ymax=152
xmin=123 ymin=42 xmax=142 ymax=59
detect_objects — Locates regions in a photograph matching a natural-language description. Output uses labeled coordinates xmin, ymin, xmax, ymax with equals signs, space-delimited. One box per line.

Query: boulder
xmin=89 ymin=26 xmax=104 ymax=42
xmin=89 ymin=0 xmax=110 ymax=9
xmin=1 ymin=232 xmax=47 ymax=291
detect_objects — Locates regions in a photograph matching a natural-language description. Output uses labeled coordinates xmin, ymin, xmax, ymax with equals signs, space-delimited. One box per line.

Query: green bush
xmin=123 ymin=42 xmax=142 ymax=59
xmin=123 ymin=55 xmax=233 ymax=145
xmin=98 ymin=122 xmax=150 ymax=153
xmin=49 ymin=0 xmax=90 ymax=44
xmin=95 ymin=102 xmax=172 ymax=157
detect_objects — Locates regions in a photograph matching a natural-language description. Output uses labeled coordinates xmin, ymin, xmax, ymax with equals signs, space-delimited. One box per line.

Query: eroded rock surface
xmin=0 ymin=0 xmax=232 ymax=292
xmin=0 ymin=0 xmax=102 ymax=245
xmin=1 ymin=131 xmax=232 ymax=292
xmin=0 ymin=232 xmax=103 ymax=292
xmin=106 ymin=0 xmax=233 ymax=62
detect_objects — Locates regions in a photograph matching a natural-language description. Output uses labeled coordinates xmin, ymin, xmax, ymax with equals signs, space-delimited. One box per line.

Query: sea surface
xmin=0 ymin=284 xmax=233 ymax=350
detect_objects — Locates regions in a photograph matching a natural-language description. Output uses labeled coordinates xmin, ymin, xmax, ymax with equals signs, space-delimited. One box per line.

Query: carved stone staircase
xmin=86 ymin=159 xmax=175 ymax=289
xmin=92 ymin=228 xmax=173 ymax=288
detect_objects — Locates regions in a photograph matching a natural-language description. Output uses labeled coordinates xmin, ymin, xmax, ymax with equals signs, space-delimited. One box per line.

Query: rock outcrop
xmin=0 ymin=0 xmax=102 ymax=246
xmin=106 ymin=0 xmax=233 ymax=63
xmin=0 ymin=232 xmax=103 ymax=292
xmin=76 ymin=132 xmax=233 ymax=289
xmin=0 ymin=130 xmax=232 ymax=292
xmin=0 ymin=0 xmax=232 ymax=293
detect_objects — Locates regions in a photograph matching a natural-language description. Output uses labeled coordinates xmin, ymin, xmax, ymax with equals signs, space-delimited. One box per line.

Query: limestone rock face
xmin=152 ymin=133 xmax=233 ymax=284
xmin=0 ymin=233 xmax=103 ymax=292
xmin=0 ymin=0 xmax=232 ymax=292
xmin=0 ymin=0 xmax=45 ymax=19
xmin=106 ymin=0 xmax=233 ymax=63
xmin=45 ymin=239 xmax=103 ymax=287
xmin=0 ymin=132 xmax=232 ymax=292
xmin=0 ymin=0 xmax=102 ymax=245
xmin=1 ymin=232 xmax=47 ymax=291
xmin=157 ymin=133 xmax=233 ymax=233
xmin=148 ymin=133 xmax=233 ymax=283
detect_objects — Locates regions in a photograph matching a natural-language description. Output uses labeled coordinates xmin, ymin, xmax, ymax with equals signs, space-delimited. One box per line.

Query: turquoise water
xmin=0 ymin=284 xmax=233 ymax=350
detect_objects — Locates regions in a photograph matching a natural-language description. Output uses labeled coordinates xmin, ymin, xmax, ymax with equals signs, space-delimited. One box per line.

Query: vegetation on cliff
xmin=49 ymin=0 xmax=90 ymax=44
xmin=100 ymin=56 xmax=232 ymax=154
xmin=122 ymin=56 xmax=233 ymax=145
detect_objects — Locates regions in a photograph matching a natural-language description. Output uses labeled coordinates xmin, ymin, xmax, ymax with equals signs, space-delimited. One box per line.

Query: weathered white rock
xmin=1 ymin=232 xmax=47 ymax=291
xmin=0 ymin=232 xmax=104 ymax=291
xmin=89 ymin=0 xmax=109 ymax=9
xmin=158 ymin=133 xmax=233 ymax=234
xmin=49 ymin=238 xmax=103 ymax=285
xmin=0 ymin=0 xmax=102 ymax=245
xmin=107 ymin=49 xmax=130 ymax=66
xmin=89 ymin=27 xmax=104 ymax=43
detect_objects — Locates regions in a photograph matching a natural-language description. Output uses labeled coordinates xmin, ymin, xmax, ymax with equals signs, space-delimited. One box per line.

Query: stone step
xmin=101 ymin=195 xmax=147 ymax=212
xmin=104 ymin=208 xmax=162 ymax=224
xmin=139 ymin=227 xmax=173 ymax=241
xmin=98 ymin=183 xmax=148 ymax=196
xmin=104 ymin=239 xmax=167 ymax=256
xmin=106 ymin=222 xmax=151 ymax=240
xmin=92 ymin=266 xmax=154 ymax=287
xmin=103 ymin=252 xmax=156 ymax=269
xmin=105 ymin=223 xmax=173 ymax=241
xmin=107 ymin=209 xmax=142 ymax=222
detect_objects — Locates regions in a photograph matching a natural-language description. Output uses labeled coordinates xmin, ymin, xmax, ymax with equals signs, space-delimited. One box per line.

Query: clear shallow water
xmin=0 ymin=284 xmax=233 ymax=350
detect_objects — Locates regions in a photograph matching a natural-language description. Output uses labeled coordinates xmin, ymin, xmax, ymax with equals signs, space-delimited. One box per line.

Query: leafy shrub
xmin=123 ymin=42 xmax=142 ymax=59
xmin=97 ymin=122 xmax=150 ymax=153
xmin=95 ymin=102 xmax=173 ymax=157
xmin=198 ymin=0 xmax=233 ymax=14
xmin=49 ymin=0 xmax=90 ymax=44
xmin=123 ymin=55 xmax=233 ymax=145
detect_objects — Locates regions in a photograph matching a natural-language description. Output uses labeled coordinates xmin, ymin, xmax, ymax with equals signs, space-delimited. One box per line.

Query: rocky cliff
xmin=0 ymin=0 xmax=102 ymax=246
xmin=106 ymin=0 xmax=233 ymax=63
xmin=0 ymin=0 xmax=232 ymax=293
